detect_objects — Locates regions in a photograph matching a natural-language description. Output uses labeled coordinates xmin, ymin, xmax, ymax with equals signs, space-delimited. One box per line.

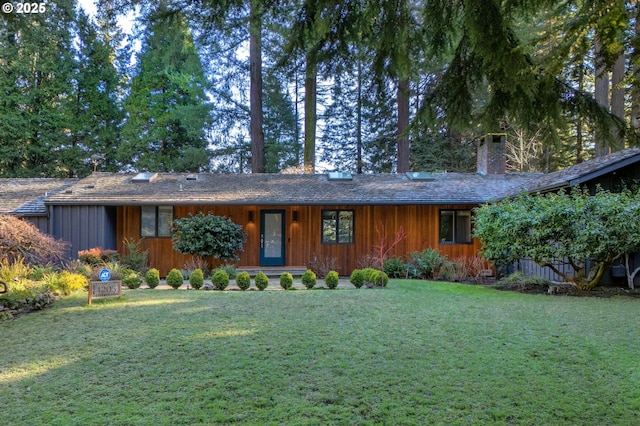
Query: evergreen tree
xmin=0 ymin=0 xmax=77 ymax=177
xmin=119 ymin=3 xmax=211 ymax=172
xmin=73 ymin=10 xmax=124 ymax=175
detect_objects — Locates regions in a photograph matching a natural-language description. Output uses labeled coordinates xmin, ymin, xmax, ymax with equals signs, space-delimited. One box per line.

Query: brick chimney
xmin=477 ymin=133 xmax=506 ymax=175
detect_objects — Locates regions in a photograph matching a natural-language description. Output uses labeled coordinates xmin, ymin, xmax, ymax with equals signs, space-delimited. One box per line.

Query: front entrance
xmin=260 ymin=210 xmax=285 ymax=266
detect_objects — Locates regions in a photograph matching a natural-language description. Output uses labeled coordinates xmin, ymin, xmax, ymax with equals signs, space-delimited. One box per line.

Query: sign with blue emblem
xmin=99 ymin=268 xmax=111 ymax=282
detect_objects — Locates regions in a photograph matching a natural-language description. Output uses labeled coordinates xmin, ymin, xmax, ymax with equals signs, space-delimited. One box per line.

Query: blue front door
xmin=260 ymin=210 xmax=285 ymax=266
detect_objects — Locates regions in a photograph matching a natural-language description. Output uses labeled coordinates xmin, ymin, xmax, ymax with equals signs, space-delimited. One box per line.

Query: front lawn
xmin=2 ymin=280 xmax=639 ymax=425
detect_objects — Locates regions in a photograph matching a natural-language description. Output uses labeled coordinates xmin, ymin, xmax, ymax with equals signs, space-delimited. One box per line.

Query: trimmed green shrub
xmin=361 ymin=268 xmax=389 ymax=287
xmin=280 ymin=272 xmax=293 ymax=290
xmin=145 ymin=268 xmax=160 ymax=289
xmin=236 ymin=271 xmax=251 ymax=291
xmin=325 ymin=271 xmax=339 ymax=289
xmin=212 ymin=264 xmax=237 ymax=279
xmin=122 ymin=269 xmax=143 ymax=289
xmin=384 ymin=257 xmax=408 ymax=278
xmin=211 ymin=270 xmax=230 ymax=290
xmin=166 ymin=268 xmax=184 ymax=289
xmin=171 ymin=212 xmax=247 ymax=262
xmin=189 ymin=268 xmax=204 ymax=290
xmin=302 ymin=269 xmax=316 ymax=289
xmin=349 ymin=269 xmax=365 ymax=288
xmin=255 ymin=271 xmax=269 ymax=291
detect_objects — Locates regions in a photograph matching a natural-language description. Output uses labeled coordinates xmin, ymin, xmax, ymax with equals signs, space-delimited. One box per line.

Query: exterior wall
xmin=23 ymin=215 xmax=50 ymax=234
xmin=49 ymin=205 xmax=117 ymax=258
xmin=116 ymin=204 xmax=483 ymax=276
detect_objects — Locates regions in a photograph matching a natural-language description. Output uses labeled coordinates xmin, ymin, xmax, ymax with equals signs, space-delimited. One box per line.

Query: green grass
xmin=2 ymin=280 xmax=640 ymax=425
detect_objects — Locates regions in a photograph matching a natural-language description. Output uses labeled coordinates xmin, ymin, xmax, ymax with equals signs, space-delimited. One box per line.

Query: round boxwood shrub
xmin=349 ymin=269 xmax=365 ymax=288
xmin=301 ymin=269 xmax=316 ymax=289
xmin=255 ymin=271 xmax=269 ymax=291
xmin=145 ymin=268 xmax=160 ymax=289
xmin=325 ymin=271 xmax=339 ymax=289
xmin=236 ymin=271 xmax=251 ymax=291
xmin=211 ymin=270 xmax=230 ymax=290
xmin=123 ymin=270 xmax=142 ymax=289
xmin=189 ymin=268 xmax=204 ymax=290
xmin=280 ymin=272 xmax=293 ymax=290
xmin=166 ymin=268 xmax=184 ymax=289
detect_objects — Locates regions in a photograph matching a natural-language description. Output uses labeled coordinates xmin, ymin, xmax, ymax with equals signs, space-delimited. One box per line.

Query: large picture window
xmin=322 ymin=210 xmax=354 ymax=244
xmin=141 ymin=206 xmax=173 ymax=237
xmin=439 ymin=210 xmax=472 ymax=244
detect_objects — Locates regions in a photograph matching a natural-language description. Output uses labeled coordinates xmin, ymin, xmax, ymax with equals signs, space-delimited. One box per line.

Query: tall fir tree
xmin=73 ymin=10 xmax=124 ymax=175
xmin=119 ymin=3 xmax=211 ymax=172
xmin=0 ymin=0 xmax=77 ymax=177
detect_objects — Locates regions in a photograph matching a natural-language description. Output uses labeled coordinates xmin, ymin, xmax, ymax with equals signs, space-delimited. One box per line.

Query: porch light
xmin=293 ymin=211 xmax=299 ymax=222
xmin=248 ymin=211 xmax=254 ymax=223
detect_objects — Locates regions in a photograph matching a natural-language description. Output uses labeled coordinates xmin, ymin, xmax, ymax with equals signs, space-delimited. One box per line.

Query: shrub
xmin=183 ymin=256 xmax=210 ymax=277
xmin=120 ymin=238 xmax=148 ymax=272
xmin=384 ymin=257 xmax=408 ymax=278
xmin=408 ymin=248 xmax=447 ymax=279
xmin=255 ymin=271 xmax=269 ymax=291
xmin=172 ymin=212 xmax=247 ymax=262
xmin=211 ymin=270 xmax=230 ymax=290
xmin=92 ymin=260 xmax=124 ymax=281
xmin=145 ymin=268 xmax=160 ymax=289
xmin=350 ymin=269 xmax=365 ymax=288
xmin=46 ymin=271 xmax=88 ymax=296
xmin=302 ymin=269 xmax=316 ymax=289
xmin=0 ymin=278 xmax=57 ymax=321
xmin=362 ymin=268 xmax=388 ymax=287
xmin=307 ymin=253 xmax=338 ymax=279
xmin=0 ymin=214 xmax=67 ymax=266
xmin=189 ymin=268 xmax=205 ymax=290
xmin=122 ymin=270 xmax=143 ymax=289
xmin=0 ymin=257 xmax=32 ymax=282
xmin=280 ymin=272 xmax=293 ymax=290
xmin=325 ymin=271 xmax=339 ymax=289
xmin=166 ymin=268 xmax=184 ymax=289
xmin=498 ymin=272 xmax=550 ymax=287
xmin=212 ymin=264 xmax=237 ymax=279
xmin=236 ymin=271 xmax=251 ymax=291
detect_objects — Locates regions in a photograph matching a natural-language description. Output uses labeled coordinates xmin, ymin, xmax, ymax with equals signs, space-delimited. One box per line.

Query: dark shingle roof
xmin=44 ymin=172 xmax=540 ymax=206
xmin=507 ymin=148 xmax=640 ymax=196
xmin=0 ymin=179 xmax=75 ymax=215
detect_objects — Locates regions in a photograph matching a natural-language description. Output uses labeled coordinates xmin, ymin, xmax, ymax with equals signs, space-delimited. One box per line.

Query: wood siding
xmin=117 ymin=204 xmax=482 ymax=276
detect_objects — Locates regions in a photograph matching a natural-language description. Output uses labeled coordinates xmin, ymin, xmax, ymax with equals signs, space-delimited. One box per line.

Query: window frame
xmin=321 ymin=209 xmax=355 ymax=245
xmin=140 ymin=205 xmax=173 ymax=238
xmin=439 ymin=209 xmax=473 ymax=245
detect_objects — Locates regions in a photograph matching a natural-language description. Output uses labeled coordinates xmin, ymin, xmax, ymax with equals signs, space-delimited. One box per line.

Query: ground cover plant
xmin=2 ymin=281 xmax=640 ymax=425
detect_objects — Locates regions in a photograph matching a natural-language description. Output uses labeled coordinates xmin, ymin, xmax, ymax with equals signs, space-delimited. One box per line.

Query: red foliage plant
xmin=0 ymin=214 xmax=67 ymax=265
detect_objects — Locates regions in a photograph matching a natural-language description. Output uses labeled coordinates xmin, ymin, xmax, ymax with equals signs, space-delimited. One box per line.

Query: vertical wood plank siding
xmin=117 ymin=204 xmax=482 ymax=276
xmin=50 ymin=205 xmax=117 ymax=258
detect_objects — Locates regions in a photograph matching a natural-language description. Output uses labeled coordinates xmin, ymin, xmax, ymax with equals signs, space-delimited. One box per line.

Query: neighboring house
xmin=2 ymin=138 xmax=639 ymax=280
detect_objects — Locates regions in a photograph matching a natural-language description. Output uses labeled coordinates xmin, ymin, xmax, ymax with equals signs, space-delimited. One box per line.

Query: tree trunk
xmin=576 ymin=58 xmax=584 ymax=163
xmin=249 ymin=0 xmax=265 ymax=173
xmin=304 ymin=51 xmax=317 ymax=174
xmin=610 ymin=53 xmax=625 ymax=151
xmin=356 ymin=58 xmax=363 ymax=174
xmin=631 ymin=10 xmax=640 ymax=132
xmin=594 ymin=37 xmax=610 ymax=157
xmin=397 ymin=78 xmax=410 ymax=173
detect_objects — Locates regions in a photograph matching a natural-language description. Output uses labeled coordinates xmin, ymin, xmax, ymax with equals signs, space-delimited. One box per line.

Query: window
xmin=322 ymin=210 xmax=354 ymax=244
xmin=439 ymin=210 xmax=472 ymax=244
xmin=141 ymin=206 xmax=173 ymax=237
